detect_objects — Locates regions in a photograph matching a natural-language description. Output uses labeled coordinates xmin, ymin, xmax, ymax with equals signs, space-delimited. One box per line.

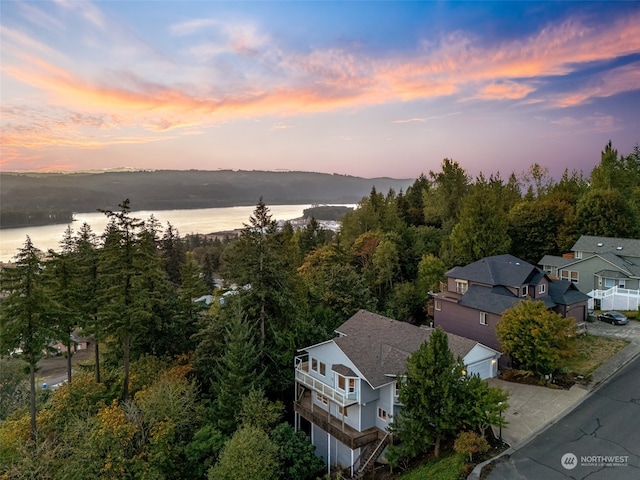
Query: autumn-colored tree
xmin=496 ymin=300 xmax=576 ymax=375
xmin=454 ymin=431 xmax=490 ymax=462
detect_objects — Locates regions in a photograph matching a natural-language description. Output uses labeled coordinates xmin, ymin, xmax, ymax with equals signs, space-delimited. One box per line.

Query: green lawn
xmin=398 ymin=453 xmax=466 ymax=480
xmin=563 ymin=334 xmax=628 ymax=375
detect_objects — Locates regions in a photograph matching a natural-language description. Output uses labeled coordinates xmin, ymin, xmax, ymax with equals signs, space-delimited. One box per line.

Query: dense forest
xmin=0 ymin=170 xmax=413 ymax=227
xmin=0 ymin=141 xmax=639 ymax=479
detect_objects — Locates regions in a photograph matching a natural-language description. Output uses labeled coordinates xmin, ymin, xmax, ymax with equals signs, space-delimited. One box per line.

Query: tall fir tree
xmin=390 ymin=328 xmax=466 ymax=460
xmin=0 ymin=237 xmax=58 ymax=440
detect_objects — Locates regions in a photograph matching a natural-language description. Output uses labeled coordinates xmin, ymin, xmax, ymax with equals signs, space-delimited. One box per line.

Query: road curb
xmin=468 ymin=339 xmax=640 ymax=480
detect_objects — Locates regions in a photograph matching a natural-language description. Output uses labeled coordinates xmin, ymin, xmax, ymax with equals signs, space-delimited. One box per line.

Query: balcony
xmin=294 ymin=390 xmax=383 ymax=450
xmin=295 ymin=360 xmax=358 ymax=407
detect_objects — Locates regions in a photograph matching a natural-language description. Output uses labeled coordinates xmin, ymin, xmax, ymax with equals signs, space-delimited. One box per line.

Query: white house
xmin=293 ymin=310 xmax=501 ymax=477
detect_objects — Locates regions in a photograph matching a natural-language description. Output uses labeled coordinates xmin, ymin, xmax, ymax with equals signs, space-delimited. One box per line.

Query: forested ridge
xmin=1 ymin=142 xmax=639 ymax=479
xmin=0 ymin=170 xmax=412 ymax=222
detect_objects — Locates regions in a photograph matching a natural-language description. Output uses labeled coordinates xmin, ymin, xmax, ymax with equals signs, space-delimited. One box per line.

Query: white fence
xmin=588 ymin=286 xmax=640 ymax=311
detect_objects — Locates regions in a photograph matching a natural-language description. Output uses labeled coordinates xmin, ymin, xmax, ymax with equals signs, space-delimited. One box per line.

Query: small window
xmin=570 ymin=271 xmax=579 ymax=283
xmin=311 ymin=359 xmax=326 ymax=376
xmin=538 ymin=283 xmax=546 ymax=294
xmin=604 ymin=278 xmax=614 ymax=288
xmin=394 ymin=382 xmax=400 ymax=398
xmin=479 ymin=312 xmax=488 ymax=326
xmin=455 ymin=280 xmax=468 ymax=294
xmin=339 ymin=406 xmax=348 ymax=417
xmin=435 ymin=299 xmax=441 ymax=311
xmin=348 ymin=378 xmax=355 ymax=394
xmin=619 ymin=280 xmax=626 ymax=289
xmin=521 ymin=286 xmax=528 ymax=297
xmin=378 ymin=407 xmax=387 ymax=421
xmin=337 ymin=375 xmax=345 ymax=391
xmin=316 ymin=393 xmax=328 ymax=406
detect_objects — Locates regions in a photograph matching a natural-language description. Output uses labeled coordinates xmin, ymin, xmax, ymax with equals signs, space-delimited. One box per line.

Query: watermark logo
xmin=561 ymin=453 xmax=629 ymax=469
xmin=561 ymin=453 xmax=577 ymax=470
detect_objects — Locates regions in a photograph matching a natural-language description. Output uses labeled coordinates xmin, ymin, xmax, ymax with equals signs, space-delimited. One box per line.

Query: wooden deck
xmin=294 ymin=390 xmax=383 ymax=450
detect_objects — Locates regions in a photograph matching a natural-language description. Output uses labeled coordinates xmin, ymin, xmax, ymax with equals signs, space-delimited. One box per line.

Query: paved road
xmin=487 ymin=354 xmax=640 ymax=479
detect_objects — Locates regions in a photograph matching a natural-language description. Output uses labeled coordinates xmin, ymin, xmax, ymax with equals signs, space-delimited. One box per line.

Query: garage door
xmin=467 ymin=358 xmax=495 ymax=379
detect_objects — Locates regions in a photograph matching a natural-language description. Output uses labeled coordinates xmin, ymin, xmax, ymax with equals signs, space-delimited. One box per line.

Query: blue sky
xmin=1 ymin=1 xmax=639 ymax=179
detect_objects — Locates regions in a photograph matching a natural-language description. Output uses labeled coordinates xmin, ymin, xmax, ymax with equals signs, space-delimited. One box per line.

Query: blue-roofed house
xmin=432 ymin=254 xmax=590 ymax=353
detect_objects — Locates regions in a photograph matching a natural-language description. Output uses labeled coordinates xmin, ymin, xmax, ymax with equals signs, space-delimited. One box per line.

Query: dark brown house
xmin=433 ymin=254 xmax=590 ymax=353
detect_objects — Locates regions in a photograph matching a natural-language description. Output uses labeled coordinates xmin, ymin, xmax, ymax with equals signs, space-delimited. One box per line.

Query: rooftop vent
xmin=597 ymin=243 xmax=604 ymax=247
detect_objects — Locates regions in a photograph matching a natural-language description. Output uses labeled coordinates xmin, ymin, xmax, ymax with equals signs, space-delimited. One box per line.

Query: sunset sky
xmin=1 ymin=1 xmax=639 ymax=179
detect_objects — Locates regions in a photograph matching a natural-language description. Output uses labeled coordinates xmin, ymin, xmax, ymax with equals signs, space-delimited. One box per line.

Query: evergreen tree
xmin=97 ymin=200 xmax=152 ymax=401
xmin=208 ymin=426 xmax=279 ymax=480
xmin=576 ymin=189 xmax=639 ymax=238
xmin=390 ymin=328 xmax=466 ymax=460
xmin=73 ymin=222 xmax=102 ymax=383
xmin=0 ymin=237 xmax=57 ymax=440
xmin=161 ymin=222 xmax=186 ymax=286
xmin=46 ymin=226 xmax=82 ymax=384
xmin=449 ymin=174 xmax=511 ymax=265
xmin=211 ymin=305 xmax=265 ymax=435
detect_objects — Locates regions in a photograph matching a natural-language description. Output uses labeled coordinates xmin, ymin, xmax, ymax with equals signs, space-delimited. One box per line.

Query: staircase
xmin=352 ymin=432 xmax=391 ymax=479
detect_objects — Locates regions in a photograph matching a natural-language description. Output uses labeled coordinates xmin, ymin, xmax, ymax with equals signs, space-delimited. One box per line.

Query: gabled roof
xmin=548 ymin=280 xmax=591 ymax=306
xmin=539 ymin=255 xmax=575 ymax=268
xmin=572 ymin=235 xmax=640 ymax=258
xmin=333 ymin=310 xmax=479 ymax=388
xmin=446 ymin=254 xmax=540 ymax=288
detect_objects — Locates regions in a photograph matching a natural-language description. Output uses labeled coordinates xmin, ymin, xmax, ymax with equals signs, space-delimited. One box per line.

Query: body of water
xmin=0 ymin=204 xmax=344 ymax=263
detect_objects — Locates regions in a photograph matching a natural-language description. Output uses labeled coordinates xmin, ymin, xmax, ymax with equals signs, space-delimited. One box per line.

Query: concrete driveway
xmin=585 ymin=317 xmax=640 ymax=343
xmin=486 ymin=319 xmax=640 ymax=448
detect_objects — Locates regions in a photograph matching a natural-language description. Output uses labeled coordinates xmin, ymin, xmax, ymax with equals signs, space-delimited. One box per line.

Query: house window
xmin=521 ymin=286 xmax=528 ymax=297
xmin=604 ymin=278 xmax=614 ymax=288
xmin=339 ymin=406 xmax=348 ymax=417
xmin=561 ymin=270 xmax=579 ymax=283
xmin=455 ymin=280 xmax=468 ymax=294
xmin=479 ymin=312 xmax=488 ymax=326
xmin=337 ymin=375 xmax=356 ymax=393
xmin=435 ymin=299 xmax=441 ymax=311
xmin=316 ymin=393 xmax=328 ymax=406
xmin=394 ymin=382 xmax=401 ymax=398
xmin=575 ymin=251 xmax=582 ymax=259
xmin=619 ymin=280 xmax=626 ymax=289
xmin=538 ymin=283 xmax=546 ymax=294
xmin=311 ymin=359 xmax=326 ymax=376
xmin=378 ymin=407 xmax=387 ymax=421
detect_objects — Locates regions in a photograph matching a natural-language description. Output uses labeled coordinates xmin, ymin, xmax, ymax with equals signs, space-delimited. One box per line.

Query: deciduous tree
xmin=496 ymin=300 xmax=576 ymax=375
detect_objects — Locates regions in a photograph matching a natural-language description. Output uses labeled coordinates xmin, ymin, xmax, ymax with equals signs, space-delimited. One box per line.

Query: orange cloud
xmin=554 ymin=63 xmax=640 ymax=107
xmin=2 ymin=9 xmax=640 ymax=161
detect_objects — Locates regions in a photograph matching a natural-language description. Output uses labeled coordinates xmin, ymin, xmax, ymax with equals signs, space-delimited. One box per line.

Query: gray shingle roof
xmin=548 ymin=280 xmax=591 ymax=305
xmin=539 ymin=255 xmax=575 ymax=268
xmin=596 ymin=252 xmax=640 ymax=277
xmin=334 ymin=310 xmax=478 ymax=388
xmin=572 ymin=235 xmax=640 ymax=258
xmin=446 ymin=254 xmax=539 ymax=287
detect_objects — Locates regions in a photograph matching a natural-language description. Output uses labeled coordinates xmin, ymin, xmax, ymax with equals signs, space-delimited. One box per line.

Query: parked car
xmin=598 ymin=311 xmax=629 ymax=325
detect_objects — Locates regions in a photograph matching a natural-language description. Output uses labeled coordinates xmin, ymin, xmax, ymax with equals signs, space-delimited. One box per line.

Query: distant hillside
xmin=0 ymin=170 xmax=413 ymax=216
